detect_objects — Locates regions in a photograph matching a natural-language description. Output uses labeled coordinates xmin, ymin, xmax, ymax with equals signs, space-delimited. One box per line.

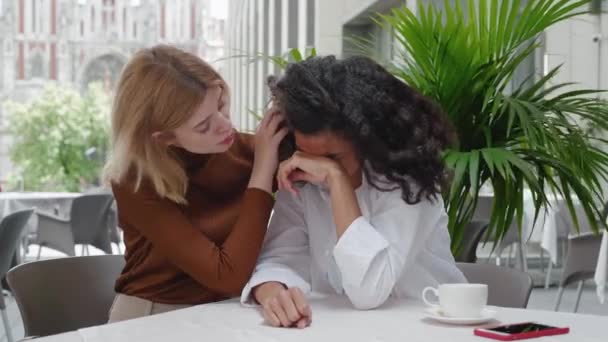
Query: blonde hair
xmin=104 ymin=45 xmax=222 ymax=203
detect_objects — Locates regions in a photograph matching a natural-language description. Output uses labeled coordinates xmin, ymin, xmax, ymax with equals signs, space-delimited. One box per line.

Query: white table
xmin=33 ymin=296 xmax=608 ymax=342
xmin=0 ymin=192 xmax=81 ymax=233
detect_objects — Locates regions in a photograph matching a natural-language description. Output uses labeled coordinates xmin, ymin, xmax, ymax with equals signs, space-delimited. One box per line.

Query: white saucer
xmin=424 ymin=307 xmax=497 ymax=325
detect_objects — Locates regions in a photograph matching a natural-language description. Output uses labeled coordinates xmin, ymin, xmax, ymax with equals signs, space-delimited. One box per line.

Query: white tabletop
xmin=0 ymin=192 xmax=82 ymax=235
xmin=0 ymin=192 xmax=81 ymax=200
xmin=34 ymin=296 xmax=607 ymax=342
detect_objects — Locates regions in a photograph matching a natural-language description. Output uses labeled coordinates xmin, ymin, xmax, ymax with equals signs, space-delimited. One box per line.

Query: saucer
xmin=424 ymin=307 xmax=497 ymax=325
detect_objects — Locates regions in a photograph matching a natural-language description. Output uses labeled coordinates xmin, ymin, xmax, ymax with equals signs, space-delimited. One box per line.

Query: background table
xmin=33 ymin=296 xmax=608 ymax=342
xmin=0 ymin=192 xmax=81 ymax=235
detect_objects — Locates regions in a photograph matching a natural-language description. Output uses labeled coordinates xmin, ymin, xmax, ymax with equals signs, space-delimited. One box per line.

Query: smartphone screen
xmin=487 ymin=323 xmax=557 ymax=335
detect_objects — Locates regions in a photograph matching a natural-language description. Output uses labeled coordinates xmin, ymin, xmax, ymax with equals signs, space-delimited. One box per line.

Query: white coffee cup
xmin=422 ymin=283 xmax=488 ymax=318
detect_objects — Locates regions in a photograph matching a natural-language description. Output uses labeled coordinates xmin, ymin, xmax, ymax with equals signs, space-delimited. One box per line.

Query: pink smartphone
xmin=474 ymin=322 xmax=569 ymax=341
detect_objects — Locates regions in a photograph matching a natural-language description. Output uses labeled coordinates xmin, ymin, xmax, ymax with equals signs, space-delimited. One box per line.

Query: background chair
xmin=545 ymin=202 xmax=599 ymax=288
xmin=7 ymin=255 xmax=125 ymax=338
xmin=0 ymin=209 xmax=34 ymax=342
xmin=107 ymin=207 xmax=123 ymax=254
xmin=553 ymin=233 xmax=602 ymax=312
xmin=454 ymin=221 xmax=488 ymax=263
xmin=473 ymin=195 xmax=527 ymax=271
xmin=84 ymin=188 xmax=122 ymax=253
xmin=34 ymin=194 xmax=114 ymax=258
xmin=456 ymin=262 xmax=533 ymax=308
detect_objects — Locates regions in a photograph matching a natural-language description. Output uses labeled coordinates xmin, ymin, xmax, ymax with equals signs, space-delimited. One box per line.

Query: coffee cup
xmin=422 ymin=283 xmax=488 ymax=318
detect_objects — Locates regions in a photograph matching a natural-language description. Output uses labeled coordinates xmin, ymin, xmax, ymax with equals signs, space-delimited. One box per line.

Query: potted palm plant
xmin=373 ymin=0 xmax=608 ymax=252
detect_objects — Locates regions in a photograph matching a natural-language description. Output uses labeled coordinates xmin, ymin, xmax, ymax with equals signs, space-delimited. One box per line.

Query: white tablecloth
xmin=32 ymin=296 xmax=608 ymax=342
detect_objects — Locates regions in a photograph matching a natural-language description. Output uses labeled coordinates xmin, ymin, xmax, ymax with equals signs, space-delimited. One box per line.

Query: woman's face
xmin=294 ymin=130 xmax=362 ymax=186
xmin=165 ymin=85 xmax=235 ymax=154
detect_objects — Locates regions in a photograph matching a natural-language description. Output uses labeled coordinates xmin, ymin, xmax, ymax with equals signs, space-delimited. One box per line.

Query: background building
xmin=0 ymin=0 xmax=227 ymax=179
xmin=225 ymin=0 xmax=608 ymax=131
xmin=225 ymin=0 xmax=316 ymax=132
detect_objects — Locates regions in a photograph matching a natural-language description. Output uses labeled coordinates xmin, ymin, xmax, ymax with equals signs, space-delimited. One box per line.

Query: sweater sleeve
xmin=112 ymin=182 xmax=274 ymax=296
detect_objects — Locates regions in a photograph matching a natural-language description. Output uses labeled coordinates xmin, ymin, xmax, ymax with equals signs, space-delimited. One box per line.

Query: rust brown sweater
xmin=111 ymin=133 xmax=274 ymax=304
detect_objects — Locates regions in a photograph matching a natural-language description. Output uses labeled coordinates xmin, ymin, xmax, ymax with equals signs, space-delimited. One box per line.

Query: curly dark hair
xmin=269 ymin=55 xmax=455 ymax=204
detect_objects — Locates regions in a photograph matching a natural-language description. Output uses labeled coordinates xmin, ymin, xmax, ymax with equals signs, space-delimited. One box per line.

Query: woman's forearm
xmin=253 ymin=281 xmax=287 ymax=304
xmin=328 ymin=168 xmax=362 ymax=238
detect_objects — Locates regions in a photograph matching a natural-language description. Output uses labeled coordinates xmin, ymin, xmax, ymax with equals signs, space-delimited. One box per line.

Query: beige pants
xmin=108 ymin=293 xmax=191 ymax=323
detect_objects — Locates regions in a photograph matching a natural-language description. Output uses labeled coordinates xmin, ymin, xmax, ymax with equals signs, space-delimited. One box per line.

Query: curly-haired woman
xmin=240 ymin=55 xmax=466 ymax=328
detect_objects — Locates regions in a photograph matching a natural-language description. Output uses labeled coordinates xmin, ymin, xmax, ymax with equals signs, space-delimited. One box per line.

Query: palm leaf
xmin=378 ymin=0 xmax=608 ymax=252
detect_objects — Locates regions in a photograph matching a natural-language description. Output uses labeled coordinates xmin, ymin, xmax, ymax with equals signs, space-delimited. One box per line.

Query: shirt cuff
xmin=333 ymin=216 xmax=390 ymax=286
xmin=240 ymin=266 xmax=311 ymax=306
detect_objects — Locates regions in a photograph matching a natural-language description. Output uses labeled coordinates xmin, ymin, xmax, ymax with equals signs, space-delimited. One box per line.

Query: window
xmin=32 ymin=0 xmax=36 ymax=32
xmin=288 ymin=0 xmax=298 ymax=49
xmin=274 ymin=0 xmax=281 ymax=56
xmin=307 ymin=0 xmax=315 ymax=47
xmin=263 ymin=0 xmax=269 ymax=100
xmin=91 ymin=6 xmax=95 ymax=32
xmin=29 ymin=52 xmax=45 ymax=79
xmin=122 ymin=7 xmax=126 ymax=34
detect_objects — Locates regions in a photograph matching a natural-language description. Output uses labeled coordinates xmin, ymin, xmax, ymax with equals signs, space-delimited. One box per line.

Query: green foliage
xmin=240 ymin=47 xmax=317 ymax=124
xmin=376 ymin=0 xmax=608 ymax=253
xmin=240 ymin=47 xmax=317 ymax=69
xmin=4 ymin=83 xmax=110 ymax=192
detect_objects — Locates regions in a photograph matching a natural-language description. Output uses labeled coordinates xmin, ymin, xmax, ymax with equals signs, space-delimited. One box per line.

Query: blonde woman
xmin=104 ymin=45 xmax=287 ymax=322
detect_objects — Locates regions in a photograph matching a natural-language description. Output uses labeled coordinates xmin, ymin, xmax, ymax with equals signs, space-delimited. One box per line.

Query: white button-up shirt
xmin=241 ymin=176 xmax=466 ymax=309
